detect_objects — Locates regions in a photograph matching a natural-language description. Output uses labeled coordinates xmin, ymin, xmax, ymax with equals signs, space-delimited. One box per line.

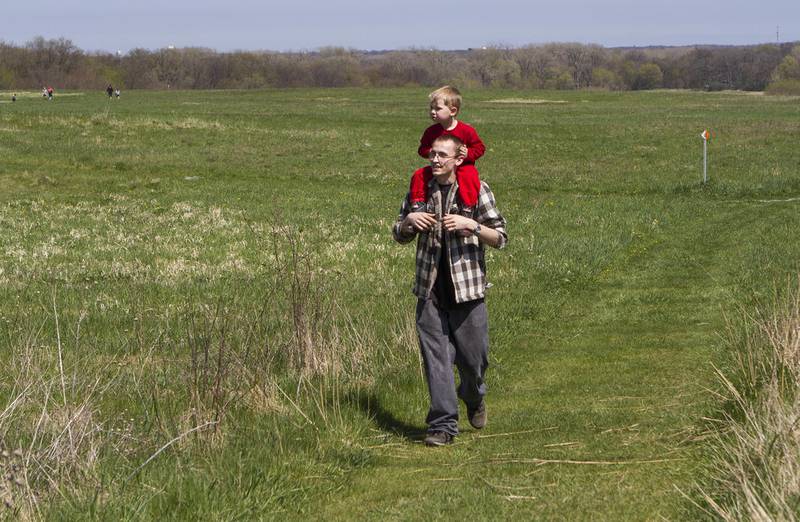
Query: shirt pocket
xmin=460 ymin=234 xmax=479 ymax=247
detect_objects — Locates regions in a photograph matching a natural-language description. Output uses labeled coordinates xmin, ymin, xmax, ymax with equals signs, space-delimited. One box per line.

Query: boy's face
xmin=430 ymin=99 xmax=458 ymax=126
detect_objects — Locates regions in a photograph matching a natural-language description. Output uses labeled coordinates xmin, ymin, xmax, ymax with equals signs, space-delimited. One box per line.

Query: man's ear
xmin=454 ymin=155 xmax=464 ymax=167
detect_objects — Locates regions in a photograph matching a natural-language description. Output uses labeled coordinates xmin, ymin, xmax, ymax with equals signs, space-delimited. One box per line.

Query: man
xmin=392 ymin=134 xmax=508 ymax=446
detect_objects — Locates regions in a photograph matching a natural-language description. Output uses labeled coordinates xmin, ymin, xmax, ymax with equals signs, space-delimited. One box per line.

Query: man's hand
xmin=457 ymin=144 xmax=468 ymax=159
xmin=442 ymin=214 xmax=477 ymax=235
xmin=404 ymin=212 xmax=437 ymax=233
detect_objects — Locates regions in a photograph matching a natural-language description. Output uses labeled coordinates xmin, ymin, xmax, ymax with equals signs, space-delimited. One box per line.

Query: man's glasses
xmin=428 ymin=151 xmax=456 ymax=161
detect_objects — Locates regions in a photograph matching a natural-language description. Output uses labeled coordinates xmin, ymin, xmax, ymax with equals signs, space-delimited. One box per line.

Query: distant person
xmin=106 ymin=84 xmax=113 ymax=98
xmin=115 ymin=89 xmax=121 ymax=99
xmin=42 ymin=87 xmax=48 ymax=99
xmin=409 ymin=86 xmax=486 ymax=219
xmin=47 ymin=86 xmax=53 ymax=100
xmin=11 ymin=93 xmax=16 ymax=102
xmin=392 ymin=134 xmax=508 ymax=447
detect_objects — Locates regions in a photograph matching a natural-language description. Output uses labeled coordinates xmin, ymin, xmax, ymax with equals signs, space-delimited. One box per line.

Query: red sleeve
xmin=418 ymin=125 xmax=438 ymax=159
xmin=462 ymin=125 xmax=485 ymax=163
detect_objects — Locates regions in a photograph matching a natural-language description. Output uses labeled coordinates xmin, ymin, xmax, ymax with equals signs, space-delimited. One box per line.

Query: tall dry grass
xmin=0 ymin=223 xmax=419 ymax=518
xmin=0 ymin=298 xmax=124 ymax=520
xmin=701 ymin=279 xmax=800 ymax=520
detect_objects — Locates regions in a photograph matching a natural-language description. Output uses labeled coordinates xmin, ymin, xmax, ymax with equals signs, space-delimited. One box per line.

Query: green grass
xmin=1 ymin=88 xmax=799 ymax=520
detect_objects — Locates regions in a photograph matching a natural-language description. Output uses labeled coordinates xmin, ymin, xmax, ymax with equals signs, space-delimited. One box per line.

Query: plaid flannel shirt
xmin=392 ymin=177 xmax=508 ymax=303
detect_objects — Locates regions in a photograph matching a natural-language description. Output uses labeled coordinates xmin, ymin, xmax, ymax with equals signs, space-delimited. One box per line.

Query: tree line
xmin=1 ymin=36 xmax=799 ymax=92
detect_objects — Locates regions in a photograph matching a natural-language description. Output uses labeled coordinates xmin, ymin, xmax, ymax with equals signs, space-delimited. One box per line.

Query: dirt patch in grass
xmin=0 ymin=91 xmax=86 ymax=98
xmin=486 ymin=98 xmax=568 ymax=105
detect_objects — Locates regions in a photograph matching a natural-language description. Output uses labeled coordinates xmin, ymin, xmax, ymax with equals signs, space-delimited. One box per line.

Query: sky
xmin=3 ymin=0 xmax=799 ymax=54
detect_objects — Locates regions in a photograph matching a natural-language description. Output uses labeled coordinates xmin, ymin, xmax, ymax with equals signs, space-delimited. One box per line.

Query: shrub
xmin=765 ymin=79 xmax=800 ymax=95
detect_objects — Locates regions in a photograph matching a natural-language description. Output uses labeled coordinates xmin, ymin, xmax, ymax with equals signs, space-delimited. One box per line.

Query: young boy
xmin=409 ymin=85 xmax=485 ymax=214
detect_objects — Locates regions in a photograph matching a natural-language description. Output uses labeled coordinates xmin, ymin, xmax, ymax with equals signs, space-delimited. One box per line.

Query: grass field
xmin=1 ymin=87 xmax=799 ymax=520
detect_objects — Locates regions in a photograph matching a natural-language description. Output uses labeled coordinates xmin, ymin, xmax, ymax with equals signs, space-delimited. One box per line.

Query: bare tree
xmin=0 ymin=38 xmax=797 ymax=91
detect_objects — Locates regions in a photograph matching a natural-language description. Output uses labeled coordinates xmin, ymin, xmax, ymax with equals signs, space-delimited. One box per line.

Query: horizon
xmin=6 ymin=38 xmax=800 ymax=56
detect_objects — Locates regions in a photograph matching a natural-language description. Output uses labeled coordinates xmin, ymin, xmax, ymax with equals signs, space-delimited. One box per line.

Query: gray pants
xmin=416 ymin=297 xmax=489 ymax=436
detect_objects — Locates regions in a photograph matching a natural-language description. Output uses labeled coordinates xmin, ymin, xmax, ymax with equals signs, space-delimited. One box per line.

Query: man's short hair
xmin=432 ymin=134 xmax=464 ymax=151
xmin=429 ymin=85 xmax=462 ymax=110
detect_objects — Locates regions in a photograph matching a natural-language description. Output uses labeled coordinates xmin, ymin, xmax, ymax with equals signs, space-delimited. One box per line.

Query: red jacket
xmin=418 ymin=121 xmax=485 ymax=165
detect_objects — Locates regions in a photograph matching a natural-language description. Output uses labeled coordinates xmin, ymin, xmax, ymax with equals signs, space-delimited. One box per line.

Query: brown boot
xmin=467 ymin=401 xmax=487 ymax=429
xmin=424 ymin=431 xmax=454 ymax=447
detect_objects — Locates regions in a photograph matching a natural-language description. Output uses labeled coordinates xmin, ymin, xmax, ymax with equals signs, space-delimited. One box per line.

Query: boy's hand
xmin=457 ymin=145 xmax=468 ymax=159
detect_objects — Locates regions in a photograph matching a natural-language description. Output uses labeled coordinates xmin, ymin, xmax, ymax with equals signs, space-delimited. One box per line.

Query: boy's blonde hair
xmin=429 ymin=85 xmax=462 ymax=110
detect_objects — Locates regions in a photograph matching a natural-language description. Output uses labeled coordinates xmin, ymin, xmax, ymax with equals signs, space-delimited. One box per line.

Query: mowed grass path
xmin=1 ymin=88 xmax=799 ymax=519
xmin=315 ymin=196 xmax=798 ymax=520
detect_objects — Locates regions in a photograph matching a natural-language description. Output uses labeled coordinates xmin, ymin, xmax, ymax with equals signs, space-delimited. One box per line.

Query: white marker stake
xmin=700 ymin=130 xmax=710 ymax=184
xmin=703 ymin=137 xmax=707 ymax=184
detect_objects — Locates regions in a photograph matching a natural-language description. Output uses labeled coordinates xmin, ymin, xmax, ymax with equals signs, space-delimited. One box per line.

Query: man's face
xmin=428 ymin=141 xmax=460 ymax=178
